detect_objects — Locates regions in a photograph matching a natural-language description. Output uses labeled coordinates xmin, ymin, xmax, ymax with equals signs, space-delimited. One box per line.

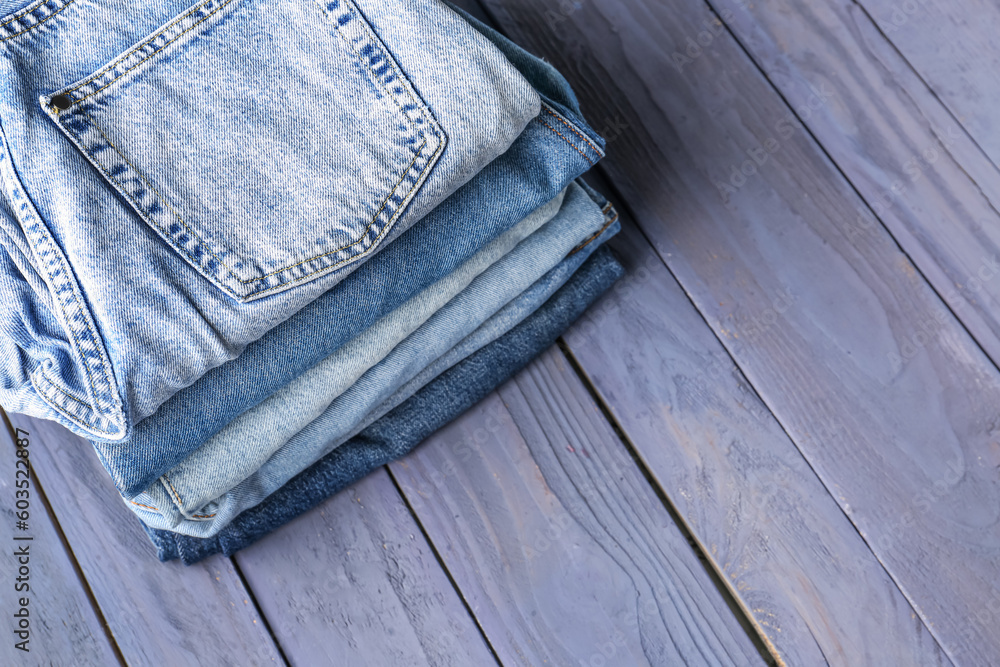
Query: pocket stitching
xmin=49 ymin=0 xmax=445 ymax=299
xmin=81 ymin=106 xmax=433 ymax=288
xmin=59 ymin=0 xmax=233 ymax=109
xmin=0 ymin=0 xmax=77 ymax=43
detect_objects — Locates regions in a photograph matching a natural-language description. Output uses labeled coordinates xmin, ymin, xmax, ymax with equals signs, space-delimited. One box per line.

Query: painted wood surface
xmin=11 ymin=415 xmax=285 ymax=667
xmin=388 ymin=386 xmax=765 ymax=666
xmin=235 ymin=467 xmax=497 ymax=667
xmin=1 ymin=0 xmax=999 ymax=663
xmin=709 ymin=0 xmax=1000 ymax=373
xmin=564 ymin=205 xmax=950 ymax=666
xmin=0 ymin=410 xmax=121 ymax=666
xmin=479 ymin=0 xmax=1000 ymax=663
xmin=857 ymin=0 xmax=1000 ymax=170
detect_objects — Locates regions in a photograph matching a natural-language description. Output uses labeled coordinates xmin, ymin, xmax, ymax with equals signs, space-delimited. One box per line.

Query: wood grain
xmin=235 ymin=467 xmax=497 ymax=667
xmin=12 ymin=415 xmax=285 ymax=667
xmin=563 ymin=207 xmax=950 ymax=666
xmin=857 ymin=0 xmax=1000 ymax=170
xmin=707 ymin=0 xmax=1000 ymax=373
xmin=388 ymin=386 xmax=765 ymax=666
xmin=0 ymin=410 xmax=121 ymax=666
xmin=481 ymin=0 xmax=1000 ymax=663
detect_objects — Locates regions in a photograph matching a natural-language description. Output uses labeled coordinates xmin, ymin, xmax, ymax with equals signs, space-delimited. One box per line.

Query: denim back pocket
xmin=41 ymin=0 xmax=444 ymax=301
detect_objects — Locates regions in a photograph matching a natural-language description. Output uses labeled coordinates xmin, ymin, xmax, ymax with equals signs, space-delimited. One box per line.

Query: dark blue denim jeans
xmin=145 ymin=245 xmax=624 ymax=564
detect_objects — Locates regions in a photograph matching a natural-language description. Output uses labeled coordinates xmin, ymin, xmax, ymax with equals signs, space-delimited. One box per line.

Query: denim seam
xmin=0 ymin=1 xmax=45 ymax=28
xmin=129 ymin=499 xmax=214 ymax=521
xmin=0 ymin=212 xmax=46 ymax=301
xmin=541 ymin=103 xmax=603 ymax=159
xmin=0 ymin=0 xmax=76 ymax=42
xmin=47 ymin=0 xmax=444 ymax=300
xmin=538 ymin=116 xmax=594 ymax=166
xmin=161 ymin=474 xmax=218 ymax=519
xmin=34 ymin=368 xmax=96 ymax=410
xmin=30 ymin=373 xmax=118 ymax=435
xmin=0 ymin=121 xmax=124 ymax=437
xmin=129 ymin=500 xmax=159 ymax=511
xmin=34 ymin=369 xmax=118 ymax=433
xmin=62 ymin=0 xmax=229 ymax=106
xmin=78 ymin=108 xmax=430 ymax=288
xmin=568 ymin=209 xmax=618 ymax=256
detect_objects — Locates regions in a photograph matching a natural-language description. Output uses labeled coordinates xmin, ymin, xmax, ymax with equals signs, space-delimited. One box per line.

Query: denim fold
xmin=0 ymin=0 xmax=553 ymax=440
xmin=93 ymin=18 xmax=605 ymax=499
xmin=132 ymin=183 xmax=618 ymax=537
xmin=146 ymin=244 xmax=624 ymax=564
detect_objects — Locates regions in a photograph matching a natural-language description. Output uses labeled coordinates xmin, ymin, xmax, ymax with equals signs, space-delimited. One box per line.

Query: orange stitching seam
xmin=129 ymin=500 xmax=159 ymax=511
xmin=538 ymin=116 xmax=593 ymax=166
xmin=61 ymin=0 xmax=215 ymax=98
xmin=163 ymin=475 xmax=218 ymax=518
xmin=67 ymin=0 xmax=231 ymax=107
xmin=0 ymin=0 xmax=77 ymax=42
xmin=129 ymin=497 xmax=217 ymax=519
xmin=567 ymin=211 xmax=618 ymax=256
xmin=0 ymin=0 xmax=55 ymax=30
xmin=542 ymin=104 xmax=601 ymax=158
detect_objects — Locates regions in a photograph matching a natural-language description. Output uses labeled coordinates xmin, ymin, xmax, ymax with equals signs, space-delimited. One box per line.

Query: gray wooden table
xmin=3 ymin=0 xmax=998 ymax=664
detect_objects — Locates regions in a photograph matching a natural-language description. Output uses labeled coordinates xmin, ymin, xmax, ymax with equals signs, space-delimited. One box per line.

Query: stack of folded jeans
xmin=0 ymin=0 xmax=623 ymax=564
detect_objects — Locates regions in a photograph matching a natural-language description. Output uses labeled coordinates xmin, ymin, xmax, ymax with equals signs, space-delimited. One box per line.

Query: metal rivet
xmin=50 ymin=94 xmax=71 ymax=111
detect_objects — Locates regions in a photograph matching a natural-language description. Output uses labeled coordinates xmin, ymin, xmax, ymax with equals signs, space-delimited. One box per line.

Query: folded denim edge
xmin=146 ymin=243 xmax=625 ymax=564
xmin=141 ymin=184 xmax=616 ymax=534
xmin=447 ymin=1 xmax=604 ymax=154
xmin=0 ymin=116 xmax=127 ymax=440
xmin=100 ymin=117 xmax=608 ymax=497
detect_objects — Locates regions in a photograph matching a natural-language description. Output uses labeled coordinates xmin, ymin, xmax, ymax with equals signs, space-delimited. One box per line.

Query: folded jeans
xmin=146 ymin=243 xmax=625 ymax=563
xmin=133 ymin=181 xmax=618 ymax=536
xmin=0 ymin=0 xmax=545 ymax=439
xmin=92 ymin=11 xmax=605 ymax=498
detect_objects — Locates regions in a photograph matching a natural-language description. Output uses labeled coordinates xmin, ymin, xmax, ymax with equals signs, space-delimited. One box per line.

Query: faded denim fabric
xmin=0 ymin=0 xmax=544 ymax=441
xmin=145 ymin=244 xmax=625 ymax=563
xmin=92 ymin=18 xmax=605 ymax=499
xmin=132 ymin=183 xmax=617 ymax=536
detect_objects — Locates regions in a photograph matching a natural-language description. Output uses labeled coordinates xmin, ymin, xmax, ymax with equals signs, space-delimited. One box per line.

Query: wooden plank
xmin=0 ymin=410 xmax=121 ymax=666
xmin=564 ymin=211 xmax=951 ymax=666
xmin=856 ymin=0 xmax=1000 ymax=170
xmin=707 ymin=0 xmax=1000 ymax=373
xmin=481 ymin=0 xmax=1000 ymax=663
xmin=389 ymin=387 xmax=765 ymax=666
xmin=234 ymin=467 xmax=498 ymax=667
xmin=15 ymin=415 xmax=286 ymax=667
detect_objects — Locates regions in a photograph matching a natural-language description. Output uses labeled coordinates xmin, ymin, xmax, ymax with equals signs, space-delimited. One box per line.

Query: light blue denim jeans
xmin=146 ymin=245 xmax=626 ymax=563
xmin=132 ymin=182 xmax=618 ymax=535
xmin=0 ymin=0 xmax=544 ymax=441
xmin=91 ymin=9 xmax=605 ymax=499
